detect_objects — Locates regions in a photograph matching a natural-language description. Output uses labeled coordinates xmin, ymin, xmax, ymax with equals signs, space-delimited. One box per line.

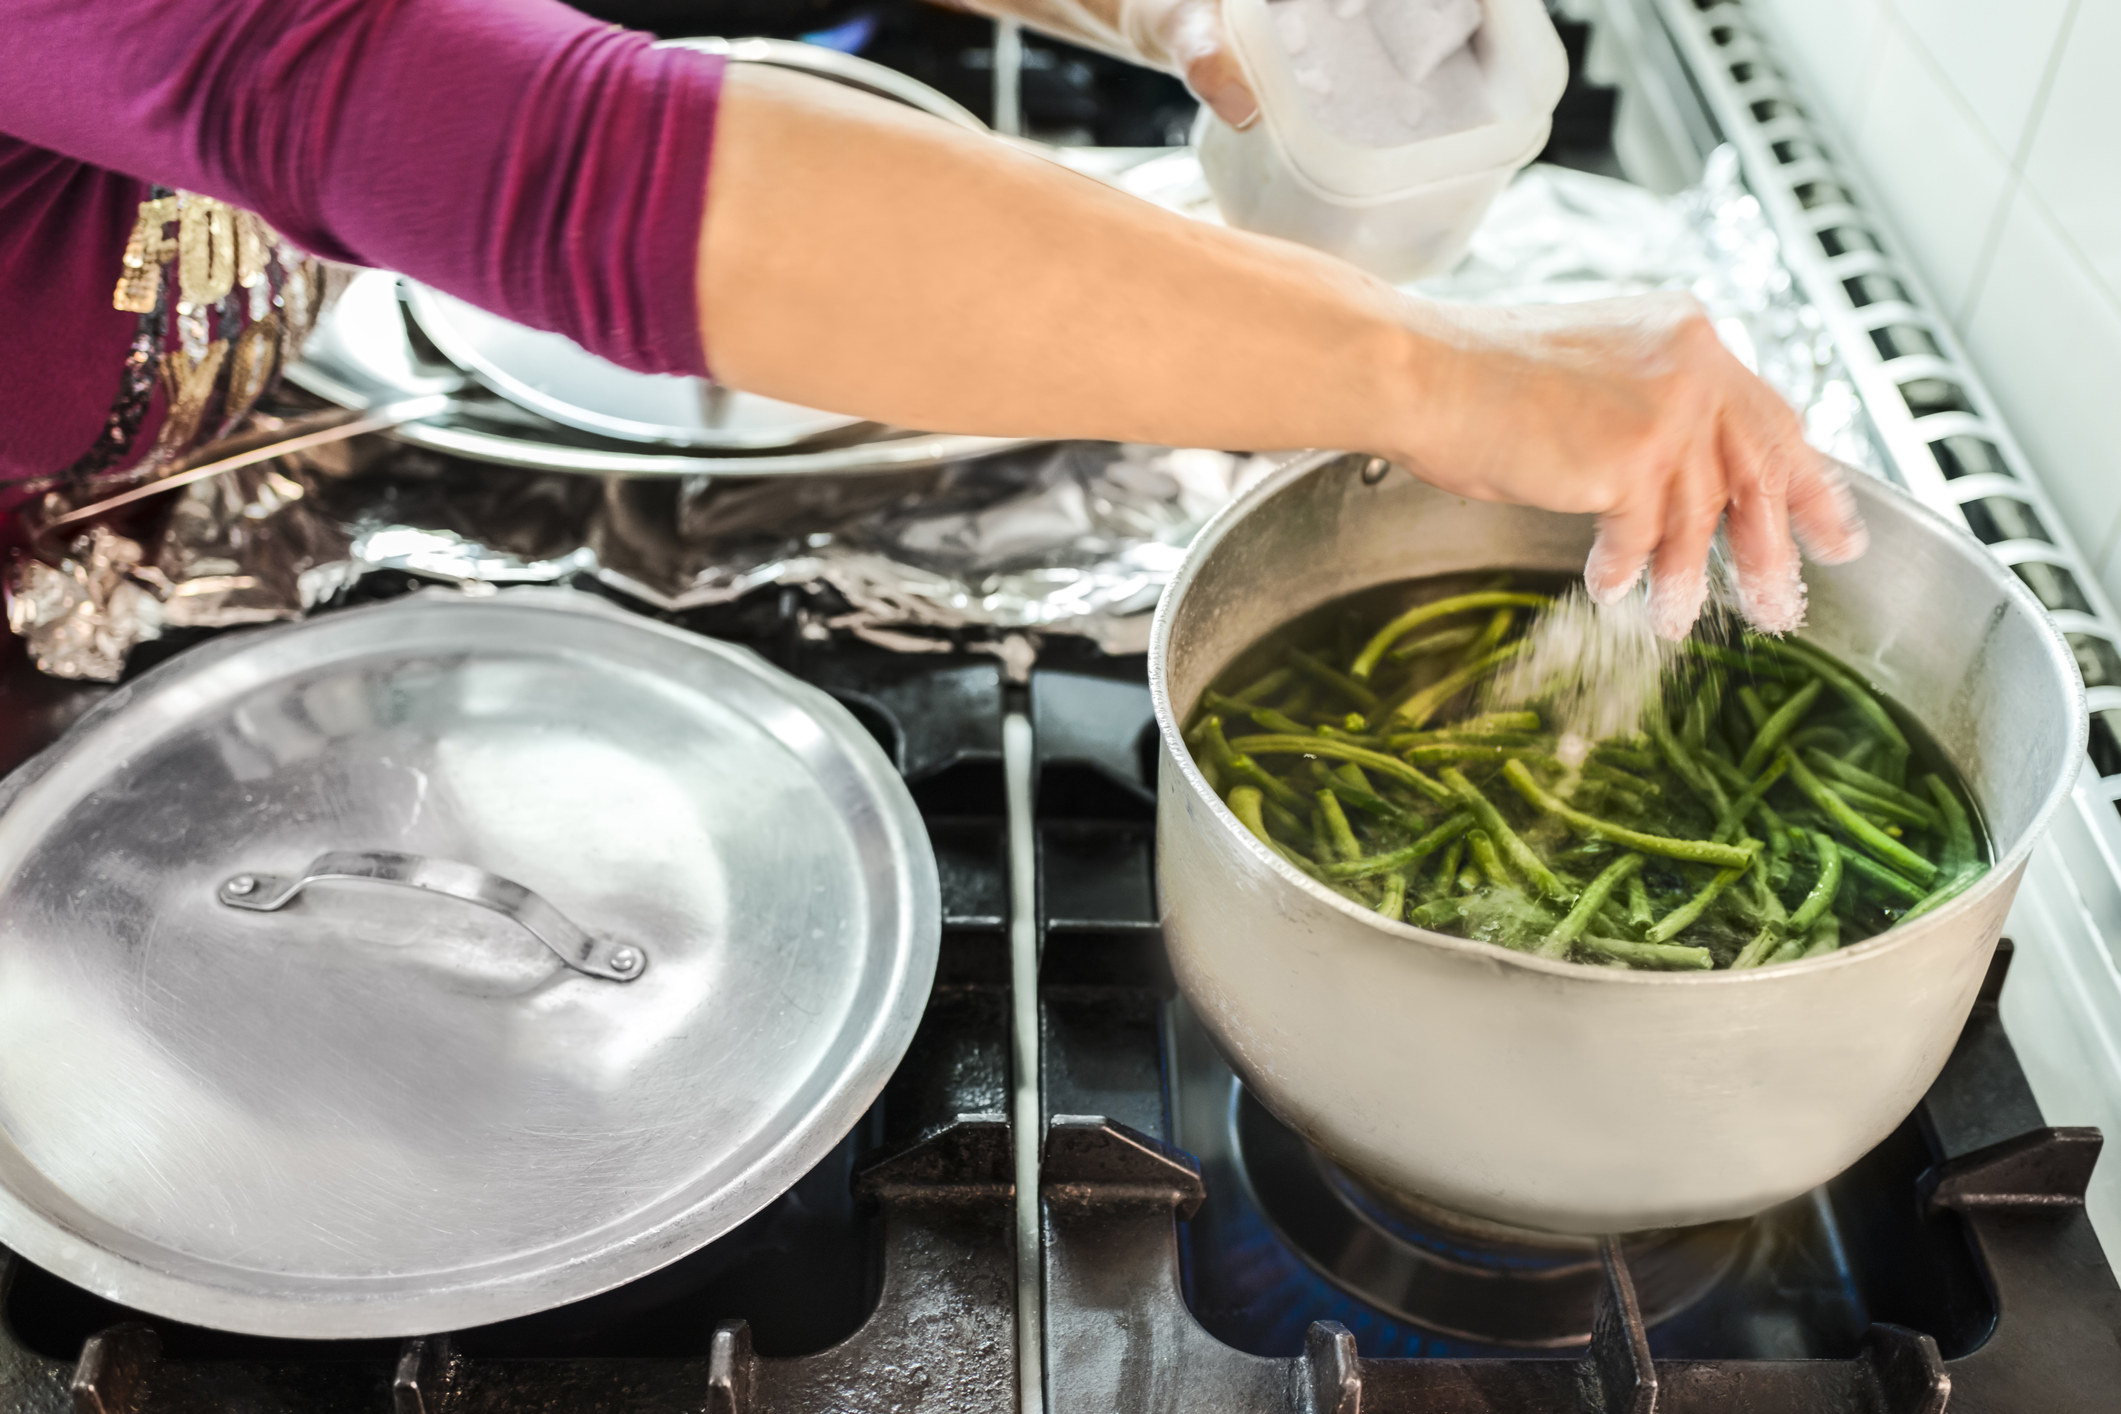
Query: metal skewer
xmin=42 ymin=392 xmax=457 ymax=533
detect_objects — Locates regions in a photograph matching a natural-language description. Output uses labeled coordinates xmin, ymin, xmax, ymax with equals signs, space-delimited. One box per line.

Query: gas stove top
xmin=3 ymin=608 xmax=2117 ymax=1411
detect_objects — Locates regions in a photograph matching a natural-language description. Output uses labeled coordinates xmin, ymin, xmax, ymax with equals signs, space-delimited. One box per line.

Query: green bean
xmin=1465 ymin=828 xmax=1517 ymax=891
xmin=1501 ymin=760 xmax=1756 ymax=869
xmin=1407 ymin=711 xmax=1543 ymax=736
xmin=1835 ymin=843 xmax=1929 ymax=905
xmin=1685 ymin=642 xmax=1807 ymax=681
xmin=1788 ymin=830 xmax=1843 ymax=932
xmin=1578 ymin=935 xmax=1715 ymax=970
xmin=1203 ymin=692 xmax=1309 ymax=736
xmin=1317 ymin=789 xmax=1363 ymax=863
xmin=1440 ymin=767 xmax=1572 ymax=900
xmin=1701 ymin=750 xmax=1751 ymax=795
xmin=1200 ymin=717 xmax=1307 ymax=812
xmin=1788 ymin=725 xmax=1851 ymax=755
xmin=1387 ymin=624 xmax=1481 ymax=662
xmin=1466 ymin=607 xmax=1516 ymax=660
xmin=1582 ymin=761 xmax=1660 ymax=796
xmin=1756 ymin=637 xmax=1911 ymax=776
xmin=1762 ymin=934 xmax=1807 ymax=965
xmin=1324 ymin=777 xmax=1423 ymax=834
xmin=1233 ymin=788 xmax=1326 ymax=879
xmin=1829 ymin=779 xmax=1940 ymax=830
xmin=1714 ymin=756 xmax=1790 ymax=843
xmin=1781 ymin=751 xmax=1937 ymax=883
xmin=1739 ymin=676 xmax=1824 ymax=777
xmin=1310 ymin=806 xmax=1335 ymax=865
xmin=1800 ymin=915 xmax=1842 ymax=958
xmin=1804 ymin=749 xmax=1937 ymax=819
xmin=1260 ymin=795 xmax=1307 ymax=841
xmin=1320 ymin=812 xmax=1475 ymax=881
xmin=1229 ymin=735 xmax=1452 ymax=803
xmin=1653 ymin=722 xmax=1731 ymax=817
xmin=1228 ymin=665 xmax=1296 ymax=705
xmin=1626 ymin=873 xmax=1654 ymax=930
xmin=1730 ymin=925 xmax=1785 ymax=970
xmin=1426 ymin=837 xmax=1466 ymax=901
xmin=1925 ymin=774 xmax=1977 ymax=877
xmin=1541 ymin=854 xmax=1645 ymax=958
xmin=1387 ymin=729 xmax=1545 ymax=751
xmin=1456 ymin=868 xmax=1481 ymax=895
xmin=1682 ymin=673 xmax=1725 ymax=749
xmin=1407 ymin=898 xmax=1464 ymax=929
xmin=1401 ymin=743 xmax=1537 ymax=765
xmin=1738 ymin=685 xmax=1772 ymax=733
xmin=1646 ymin=862 xmax=1751 ymax=943
xmin=1350 ymin=592 xmax=1549 ymax=680
xmin=1287 ymin=650 xmax=1380 ymax=713
xmin=1228 ymin=786 xmax=1270 ymax=845
xmin=1390 ymin=641 xmax=1531 ymax=727
xmin=1901 ymin=862 xmax=1988 ymax=922
xmin=1375 ymin=871 xmax=1408 ymax=920
xmin=1595 ymin=743 xmax=1661 ymax=773
xmin=1749 ymin=858 xmax=1789 ymax=928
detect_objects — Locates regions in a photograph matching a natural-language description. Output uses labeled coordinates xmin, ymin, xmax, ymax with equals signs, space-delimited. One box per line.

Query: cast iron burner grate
xmin=0 ymin=583 xmax=1020 ymax=1414
xmin=1028 ymin=651 xmax=2121 ymax=1413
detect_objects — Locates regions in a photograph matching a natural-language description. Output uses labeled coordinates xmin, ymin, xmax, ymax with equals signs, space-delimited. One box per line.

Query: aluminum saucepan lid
xmin=0 ymin=589 xmax=938 ymax=1336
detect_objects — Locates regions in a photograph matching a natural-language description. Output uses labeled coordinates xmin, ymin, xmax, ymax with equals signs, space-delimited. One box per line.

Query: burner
xmin=1232 ymin=1089 xmax=1748 ymax=1348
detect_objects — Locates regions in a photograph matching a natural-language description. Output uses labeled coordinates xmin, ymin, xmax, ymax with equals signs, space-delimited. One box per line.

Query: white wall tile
xmin=1962 ymin=192 xmax=2121 ymax=588
xmin=1748 ymin=0 xmax=1887 ymax=146
xmin=1890 ymin=0 xmax=2076 ymax=157
xmin=2021 ymin=0 xmax=2121 ymax=308
xmin=1845 ymin=26 xmax=2013 ymax=320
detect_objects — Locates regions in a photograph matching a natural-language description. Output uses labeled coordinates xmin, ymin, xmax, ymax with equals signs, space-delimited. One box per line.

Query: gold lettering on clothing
xmin=178 ymin=199 xmax=237 ymax=308
xmin=154 ymin=339 xmax=230 ymax=460
xmin=113 ymin=194 xmax=181 ymax=313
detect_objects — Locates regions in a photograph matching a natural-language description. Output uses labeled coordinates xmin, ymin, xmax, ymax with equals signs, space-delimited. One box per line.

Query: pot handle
xmin=215 ymin=851 xmax=646 ymax=982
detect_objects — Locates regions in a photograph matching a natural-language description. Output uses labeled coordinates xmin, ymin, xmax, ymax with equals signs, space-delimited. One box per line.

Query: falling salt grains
xmin=1484 ymin=536 xmax=1796 ymax=745
xmin=1483 ymin=587 xmax=1686 ymax=746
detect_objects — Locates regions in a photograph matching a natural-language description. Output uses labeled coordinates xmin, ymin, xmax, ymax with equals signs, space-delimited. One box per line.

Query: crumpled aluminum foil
xmin=6 ymin=147 xmax=1878 ymax=677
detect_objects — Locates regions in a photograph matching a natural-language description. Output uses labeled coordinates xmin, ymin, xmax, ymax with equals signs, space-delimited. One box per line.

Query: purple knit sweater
xmin=0 ymin=0 xmax=725 ymax=481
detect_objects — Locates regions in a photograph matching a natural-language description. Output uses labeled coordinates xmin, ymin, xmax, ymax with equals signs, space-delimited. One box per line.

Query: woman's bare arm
xmin=699 ymin=64 xmax=1866 ymax=637
xmin=699 ymin=64 xmax=1411 ymax=452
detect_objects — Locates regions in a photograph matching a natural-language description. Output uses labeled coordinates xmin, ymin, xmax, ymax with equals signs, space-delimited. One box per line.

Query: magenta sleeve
xmin=0 ymin=0 xmax=725 ymax=378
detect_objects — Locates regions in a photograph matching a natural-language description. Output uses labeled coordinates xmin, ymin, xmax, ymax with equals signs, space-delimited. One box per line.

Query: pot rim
xmin=1148 ymin=450 xmax=2089 ymax=987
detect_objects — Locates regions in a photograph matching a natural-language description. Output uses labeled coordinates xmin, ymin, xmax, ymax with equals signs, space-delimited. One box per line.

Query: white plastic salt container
xmin=1196 ymin=0 xmax=1568 ymax=282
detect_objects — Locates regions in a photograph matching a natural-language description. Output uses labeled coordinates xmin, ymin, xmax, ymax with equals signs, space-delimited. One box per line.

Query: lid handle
xmin=216 ymin=851 xmax=646 ymax=982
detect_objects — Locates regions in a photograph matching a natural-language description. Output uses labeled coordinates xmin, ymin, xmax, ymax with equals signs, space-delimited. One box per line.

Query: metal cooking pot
xmin=1149 ymin=452 xmax=2085 ymax=1235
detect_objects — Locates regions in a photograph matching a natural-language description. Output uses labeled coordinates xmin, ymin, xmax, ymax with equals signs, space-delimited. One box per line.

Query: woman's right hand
xmin=1386 ymin=292 xmax=1870 ymax=640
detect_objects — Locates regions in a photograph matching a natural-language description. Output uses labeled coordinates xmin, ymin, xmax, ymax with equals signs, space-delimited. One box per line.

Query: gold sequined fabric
xmin=73 ymin=187 xmax=322 ymax=483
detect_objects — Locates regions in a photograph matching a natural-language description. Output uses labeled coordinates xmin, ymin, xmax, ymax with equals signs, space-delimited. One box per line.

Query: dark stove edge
xmin=1037 ymin=1008 xmax=2121 ymax=1414
xmin=0 ymin=1117 xmax=1020 ymax=1414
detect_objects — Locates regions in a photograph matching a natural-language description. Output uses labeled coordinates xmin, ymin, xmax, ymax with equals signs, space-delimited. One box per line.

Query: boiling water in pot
xmin=1183 ymin=570 xmax=1989 ymax=971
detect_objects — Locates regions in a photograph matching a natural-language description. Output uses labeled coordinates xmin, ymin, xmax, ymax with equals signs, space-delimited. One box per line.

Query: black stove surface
xmin=1030 ymin=651 xmax=2121 ymax=1413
